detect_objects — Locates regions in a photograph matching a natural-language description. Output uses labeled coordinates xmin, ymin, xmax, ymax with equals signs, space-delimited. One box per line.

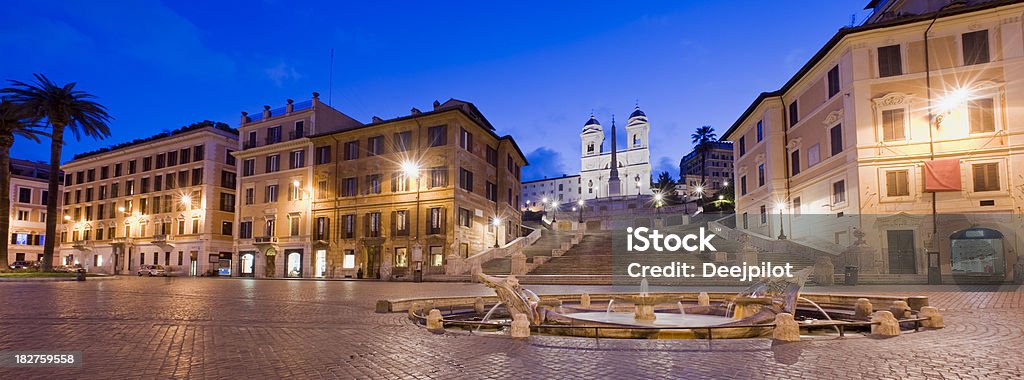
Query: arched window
xmin=950 ymin=227 xmax=1004 ymax=275
xmin=633 ymin=134 xmax=640 ymax=146
xmin=587 ymin=143 xmax=594 ymax=153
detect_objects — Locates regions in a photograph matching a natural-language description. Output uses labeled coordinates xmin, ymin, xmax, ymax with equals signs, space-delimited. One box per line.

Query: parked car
xmin=54 ymin=264 xmax=83 ymax=273
xmin=136 ymin=265 xmax=167 ymax=277
xmin=9 ymin=261 xmax=32 ymax=269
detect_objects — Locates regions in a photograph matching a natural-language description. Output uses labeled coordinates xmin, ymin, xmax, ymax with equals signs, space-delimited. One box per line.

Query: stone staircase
xmin=480 ymin=222 xmax=572 ymax=275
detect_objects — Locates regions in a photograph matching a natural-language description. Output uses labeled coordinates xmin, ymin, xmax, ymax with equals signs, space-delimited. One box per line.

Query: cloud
xmin=524 ymin=147 xmax=568 ymax=181
xmin=654 ymin=156 xmax=679 ymax=179
xmin=265 ymin=62 xmax=302 ymax=86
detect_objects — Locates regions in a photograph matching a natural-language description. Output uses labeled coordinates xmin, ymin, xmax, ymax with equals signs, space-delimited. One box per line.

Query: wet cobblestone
xmin=0 ymin=278 xmax=1020 ymax=379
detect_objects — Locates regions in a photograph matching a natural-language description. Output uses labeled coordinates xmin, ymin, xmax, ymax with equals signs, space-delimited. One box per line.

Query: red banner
xmin=924 ymin=158 xmax=961 ymax=192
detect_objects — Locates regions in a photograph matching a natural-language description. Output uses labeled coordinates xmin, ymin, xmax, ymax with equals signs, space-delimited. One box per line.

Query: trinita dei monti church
xmin=580 ymin=106 xmax=653 ymax=199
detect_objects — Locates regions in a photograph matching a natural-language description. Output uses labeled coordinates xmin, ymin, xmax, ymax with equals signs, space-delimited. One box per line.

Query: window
xmin=832 ymin=180 xmax=846 ymax=204
xmin=294 ymin=120 xmax=305 ymax=139
xmin=167 ymin=151 xmax=178 ymax=166
xmin=41 ymin=190 xmax=48 ymax=205
xmin=428 ymin=125 xmax=447 ymax=147
xmin=788 ymin=101 xmax=798 ymax=127
xmin=459 ymin=128 xmax=473 ymax=152
xmin=886 ymin=170 xmax=910 ymax=197
xmin=738 ymin=136 xmax=746 ymax=156
xmin=391 ymin=173 xmax=409 ymax=192
xmin=344 ymin=141 xmax=359 ymax=160
xmin=881 ymin=109 xmax=906 ymax=141
xmin=265 ymin=185 xmax=278 ymax=203
xmin=289 ymin=150 xmax=305 ymax=169
xmin=114 ymin=163 xmax=123 ymax=177
xmin=740 ymin=176 xmax=747 ymax=195
xmin=341 ymin=177 xmax=358 ymax=197
xmin=792 ymin=197 xmax=801 ymax=216
xmin=316 ymin=180 xmax=328 ymax=199
xmin=142 ymin=156 xmax=152 ymax=172
xmin=155 ymin=153 xmax=165 ymax=169
xmin=180 ymin=148 xmax=191 ymax=164
xmin=459 ymin=168 xmax=473 ymax=192
xmin=486 ymin=146 xmax=498 ymax=166
xmin=760 ymin=205 xmax=767 ymax=225
xmin=100 ymin=166 xmax=110 ymax=180
xmin=366 ymin=212 xmax=381 ymax=237
xmin=758 ymin=164 xmax=765 ymax=187
xmin=756 ymin=121 xmax=763 ymax=142
xmin=830 ymin=124 xmax=843 ymax=156
xmin=394 ymin=210 xmax=408 ymax=236
xmin=968 ymin=98 xmax=995 ymax=133
xmin=366 ymin=174 xmax=381 ymax=194
xmin=827 ymin=65 xmax=840 ymax=98
xmin=394 ymin=131 xmax=411 ymax=152
xmin=264 ymin=219 xmax=275 ymax=237
xmin=343 ymin=250 xmax=356 ymax=268
xmin=315 ymin=146 xmax=331 ymax=165
xmin=128 ymin=160 xmax=137 ymax=174
xmin=244 ymin=188 xmax=255 ymax=205
xmin=315 ymin=217 xmax=329 ymax=240
xmin=221 ymin=171 xmax=236 ymax=189
xmin=429 ymin=246 xmax=443 ymax=266
xmin=486 ymin=181 xmax=497 ymax=202
xmin=428 ymin=207 xmax=445 ymax=235
xmin=878 ymin=44 xmax=902 ymax=77
xmin=111 ymin=183 xmax=120 ymax=197
xmin=246 ymin=131 xmax=257 ymax=148
xmin=239 ymin=221 xmax=252 ymax=239
xmin=290 ymin=217 xmax=300 ymax=236
xmin=193 ymin=145 xmax=205 ymax=161
xmin=807 ymin=144 xmax=821 ymax=167
xmin=394 ymin=248 xmax=409 ymax=268
xmin=429 ymin=167 xmax=448 ymax=188
xmin=790 ymin=150 xmax=800 ymax=176
xmin=367 ymin=136 xmax=383 ymax=156
xmin=191 ymin=168 xmax=203 ymax=186
xmin=973 ymin=163 xmax=999 ymax=192
xmin=220 ymin=193 xmax=235 ymax=212
xmin=222 ymin=221 xmax=233 ymax=236
xmin=87 ymin=169 xmax=95 ymax=182
xmin=266 ymin=126 xmax=282 ymax=144
xmin=266 ymin=155 xmax=280 ymax=173
xmin=17 ymin=188 xmax=31 ymax=203
xmin=126 ymin=180 xmax=135 ymax=195
xmin=16 ymin=210 xmax=29 ymax=221
xmin=243 ymin=159 xmax=255 ymax=176
xmin=458 ymin=208 xmax=472 ymax=227
xmin=342 ymin=215 xmax=355 ymax=239
xmin=962 ymin=30 xmax=989 ymax=66
xmin=154 ymin=177 xmax=163 ymax=192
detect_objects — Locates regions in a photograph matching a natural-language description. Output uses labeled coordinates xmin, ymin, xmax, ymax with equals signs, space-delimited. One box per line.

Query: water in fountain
xmin=677 ymin=301 xmax=686 ymax=315
xmin=639 ymin=278 xmax=650 ymax=297
xmin=606 ymin=299 xmax=615 ymax=313
xmin=798 ymin=296 xmax=840 ymax=334
xmin=475 ymin=301 xmax=504 ymax=332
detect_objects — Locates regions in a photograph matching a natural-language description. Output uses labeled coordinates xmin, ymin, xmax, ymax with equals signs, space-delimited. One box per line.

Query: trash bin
xmin=76 ymin=268 xmax=87 ymax=281
xmin=844 ymin=265 xmax=858 ymax=286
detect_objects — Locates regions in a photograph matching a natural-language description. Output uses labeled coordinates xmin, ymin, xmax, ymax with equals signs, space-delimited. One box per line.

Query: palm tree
xmin=2 ymin=74 xmax=112 ymax=271
xmin=690 ymin=125 xmax=717 ymax=205
xmin=0 ymin=99 xmax=46 ymax=267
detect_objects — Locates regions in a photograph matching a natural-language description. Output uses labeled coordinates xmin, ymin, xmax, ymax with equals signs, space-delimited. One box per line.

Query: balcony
xmin=243 ymin=141 xmax=258 ymax=150
xmin=151 ymin=234 xmax=173 ymax=244
xmin=111 ymin=237 xmax=133 ymax=246
xmin=72 ymin=240 xmax=92 ymax=250
xmin=254 ymin=236 xmax=278 ymax=245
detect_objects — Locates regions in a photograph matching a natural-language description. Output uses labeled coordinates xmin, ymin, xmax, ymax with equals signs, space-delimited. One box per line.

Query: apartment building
xmin=58 ymin=122 xmax=238 ymax=275
xmin=723 ymin=0 xmax=1024 ymax=282
xmin=679 ymin=141 xmax=734 ymax=194
xmin=232 ymin=93 xmax=364 ymax=278
xmin=6 ymin=159 xmax=58 ymax=266
xmin=521 ymin=175 xmax=581 ymax=211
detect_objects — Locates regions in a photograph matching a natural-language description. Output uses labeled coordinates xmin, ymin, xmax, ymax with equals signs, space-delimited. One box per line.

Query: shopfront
xmin=284 ymin=249 xmax=303 ymax=278
xmin=239 ymin=251 xmax=256 ymax=277
xmin=950 ymin=227 xmax=1005 ymax=276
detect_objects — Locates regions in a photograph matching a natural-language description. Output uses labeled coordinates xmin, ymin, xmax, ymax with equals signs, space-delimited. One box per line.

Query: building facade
xmin=307 ymin=99 xmax=526 ymax=280
xmin=58 ymin=123 xmax=239 ymax=275
xmin=232 ymin=93 xmax=364 ymax=279
xmin=723 ymin=0 xmax=1024 ymax=282
xmin=521 ymin=174 xmax=581 ymax=211
xmin=580 ymin=106 xmax=652 ymax=199
xmin=6 ymin=159 xmax=58 ymax=266
xmin=679 ymin=141 xmax=734 ymax=194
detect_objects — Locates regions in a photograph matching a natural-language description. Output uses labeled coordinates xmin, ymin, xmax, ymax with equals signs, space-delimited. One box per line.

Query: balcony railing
xmin=289 ymin=131 xmax=306 ymax=140
xmin=243 ymin=141 xmax=258 ymax=150
xmin=254 ymin=236 xmax=278 ymax=244
xmin=152 ymin=234 xmax=173 ymax=243
xmin=72 ymin=240 xmax=92 ymax=249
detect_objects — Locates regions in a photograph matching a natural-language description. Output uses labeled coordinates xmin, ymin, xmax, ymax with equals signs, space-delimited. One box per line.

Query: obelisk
xmin=608 ymin=115 xmax=621 ymax=196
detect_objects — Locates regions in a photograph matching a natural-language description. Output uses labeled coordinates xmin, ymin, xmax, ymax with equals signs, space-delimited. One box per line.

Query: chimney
xmin=241 ymin=112 xmax=249 ymax=125
xmin=263 ymin=105 xmax=271 ymax=120
xmin=311 ymin=92 xmax=320 ymax=107
xmin=286 ymin=99 xmax=294 ymax=113
xmin=433 ymin=100 xmax=441 ymax=109
xmin=411 ymin=107 xmax=421 ymax=115
xmin=372 ymin=116 xmax=384 ymax=123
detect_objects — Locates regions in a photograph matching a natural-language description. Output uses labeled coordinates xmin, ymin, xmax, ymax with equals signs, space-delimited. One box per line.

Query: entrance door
xmin=314 ymin=249 xmax=326 ymax=278
xmin=367 ymin=245 xmax=381 ymax=279
xmin=285 ymin=250 xmax=302 ymax=278
xmin=887 ymin=230 xmax=917 ymax=274
xmin=240 ymin=253 xmax=255 ymax=277
xmin=189 ymin=251 xmax=198 ymax=276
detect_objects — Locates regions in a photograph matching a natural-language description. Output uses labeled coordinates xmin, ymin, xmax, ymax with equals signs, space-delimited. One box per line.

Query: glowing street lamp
xmin=401 ymin=160 xmax=423 ymax=282
xmin=492 ymin=217 xmax=502 ymax=248
xmin=551 ymin=201 xmax=559 ymax=223
xmin=577 ymin=199 xmax=585 ymax=223
xmin=653 ymin=192 xmax=664 ymax=218
xmin=776 ymin=203 xmax=787 ymax=240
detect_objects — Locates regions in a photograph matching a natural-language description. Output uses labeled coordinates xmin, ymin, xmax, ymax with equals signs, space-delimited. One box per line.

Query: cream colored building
xmin=580 ymin=107 xmax=653 ymax=199
xmin=724 ymin=0 xmax=1024 ymax=282
xmin=58 ymin=123 xmax=238 ymax=275
xmin=6 ymin=159 xmax=57 ymax=266
xmin=521 ymin=175 xmax=581 ymax=211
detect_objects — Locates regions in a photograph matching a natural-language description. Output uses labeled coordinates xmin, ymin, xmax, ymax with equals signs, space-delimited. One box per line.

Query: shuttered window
xmin=973 ymin=163 xmax=999 ymax=192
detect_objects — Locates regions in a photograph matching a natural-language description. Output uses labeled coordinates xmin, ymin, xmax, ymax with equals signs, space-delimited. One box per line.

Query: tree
xmin=653 ymin=171 xmax=675 ymax=193
xmin=2 ymin=74 xmax=112 ymax=271
xmin=0 ymin=99 xmax=46 ymax=266
xmin=690 ymin=125 xmax=717 ymax=197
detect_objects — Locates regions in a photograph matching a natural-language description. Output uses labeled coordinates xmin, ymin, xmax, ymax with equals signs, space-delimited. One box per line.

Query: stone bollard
xmin=854 ymin=298 xmax=873 ymax=319
xmin=580 ymin=293 xmax=591 ymax=309
xmin=919 ymin=306 xmax=945 ymax=329
xmin=474 ymin=297 xmax=486 ymax=316
xmin=408 ymin=302 xmax=424 ymax=320
xmin=871 ymin=311 xmax=900 ymax=337
xmin=772 ymin=313 xmax=800 ymax=342
xmin=698 ymin=292 xmax=710 ymax=306
xmin=510 ymin=313 xmax=531 ymax=338
xmin=889 ymin=300 xmax=911 ymax=319
xmin=426 ymin=309 xmax=444 ymax=333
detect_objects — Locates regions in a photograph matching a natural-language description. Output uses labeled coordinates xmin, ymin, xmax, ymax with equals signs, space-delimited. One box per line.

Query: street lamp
xmin=776 ymin=203 xmax=787 ymax=240
xmin=653 ymin=192 xmax=663 ymax=218
xmin=492 ymin=217 xmax=502 ymax=248
xmin=401 ymin=160 xmax=423 ymax=282
xmin=694 ymin=185 xmax=705 ymax=213
xmin=577 ymin=199 xmax=585 ymax=223
xmin=551 ymin=201 xmax=559 ymax=222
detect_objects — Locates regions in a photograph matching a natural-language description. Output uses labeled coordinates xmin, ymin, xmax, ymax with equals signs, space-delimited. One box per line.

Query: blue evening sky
xmin=1 ymin=0 xmax=870 ymax=181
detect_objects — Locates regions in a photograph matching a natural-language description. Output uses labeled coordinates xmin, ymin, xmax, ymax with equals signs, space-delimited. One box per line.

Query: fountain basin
xmin=567 ymin=311 xmax=732 ymax=328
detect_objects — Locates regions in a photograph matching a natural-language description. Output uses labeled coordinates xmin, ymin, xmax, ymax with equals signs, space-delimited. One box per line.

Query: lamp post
xmin=551 ymin=201 xmax=559 ymax=223
xmin=694 ymin=186 xmax=704 ymax=213
xmin=401 ymin=161 xmax=423 ymax=282
xmin=653 ymin=192 xmax=663 ymax=219
xmin=776 ymin=203 xmax=787 ymax=240
xmin=577 ymin=199 xmax=585 ymax=223
xmin=492 ymin=217 xmax=502 ymax=248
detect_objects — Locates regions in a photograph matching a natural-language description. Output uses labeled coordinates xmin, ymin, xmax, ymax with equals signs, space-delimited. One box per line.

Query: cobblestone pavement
xmin=0 ymin=278 xmax=1021 ymax=379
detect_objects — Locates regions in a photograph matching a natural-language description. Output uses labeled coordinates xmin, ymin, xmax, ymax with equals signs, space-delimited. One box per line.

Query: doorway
xmin=366 ymin=245 xmax=381 ymax=279
xmin=887 ymin=230 xmax=916 ymax=274
xmin=314 ymin=249 xmax=326 ymax=278
xmin=285 ymin=250 xmax=303 ymax=278
xmin=240 ymin=252 xmax=255 ymax=277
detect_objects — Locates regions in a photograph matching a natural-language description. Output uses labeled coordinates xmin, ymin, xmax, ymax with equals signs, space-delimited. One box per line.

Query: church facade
xmin=580 ymin=106 xmax=652 ymax=199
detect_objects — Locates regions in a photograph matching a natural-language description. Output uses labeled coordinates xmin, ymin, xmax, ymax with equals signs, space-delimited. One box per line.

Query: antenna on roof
xmin=328 ymin=48 xmax=334 ymax=107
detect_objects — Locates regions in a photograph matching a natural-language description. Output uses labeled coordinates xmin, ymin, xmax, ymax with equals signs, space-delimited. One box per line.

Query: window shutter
xmin=441 ymin=208 xmax=447 ymax=234
xmin=390 ymin=211 xmax=397 ymax=236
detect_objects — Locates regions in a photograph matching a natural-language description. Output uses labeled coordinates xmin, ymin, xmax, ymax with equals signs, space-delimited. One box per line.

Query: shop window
xmin=950 ymin=228 xmax=1004 ymax=275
